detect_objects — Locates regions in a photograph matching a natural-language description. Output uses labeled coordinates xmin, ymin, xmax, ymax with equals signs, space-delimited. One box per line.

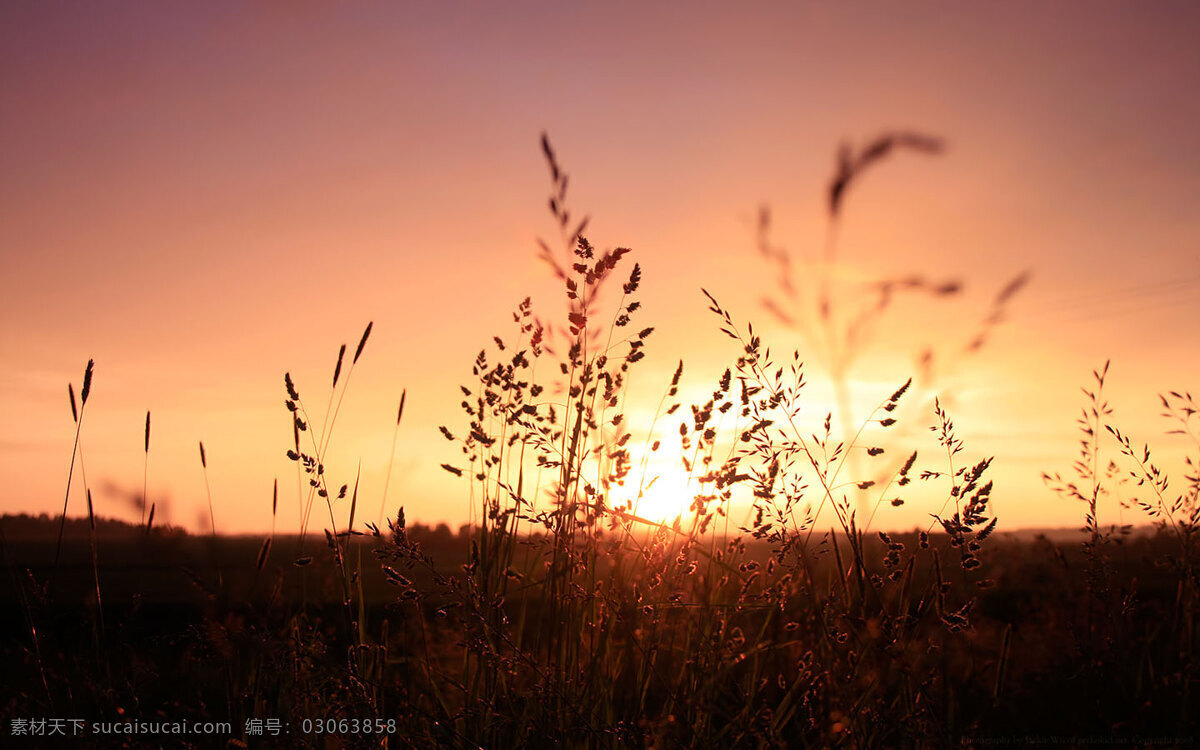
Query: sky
xmin=2 ymin=1 xmax=1199 ymax=535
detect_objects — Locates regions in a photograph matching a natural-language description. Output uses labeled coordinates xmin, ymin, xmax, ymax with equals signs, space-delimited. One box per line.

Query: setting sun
xmin=627 ymin=467 xmax=704 ymax=526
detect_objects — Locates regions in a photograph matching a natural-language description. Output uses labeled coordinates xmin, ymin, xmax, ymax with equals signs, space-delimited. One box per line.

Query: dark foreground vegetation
xmin=2 ymin=137 xmax=1197 ymax=748
xmin=1 ymin=519 xmax=1196 ymax=748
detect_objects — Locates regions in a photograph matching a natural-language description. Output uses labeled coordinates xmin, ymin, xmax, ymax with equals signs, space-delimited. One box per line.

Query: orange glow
xmin=3 ymin=3 xmax=1200 ymax=534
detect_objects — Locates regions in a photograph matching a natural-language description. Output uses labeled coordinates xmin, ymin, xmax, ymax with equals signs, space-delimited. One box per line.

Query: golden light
xmin=629 ymin=472 xmax=697 ymax=525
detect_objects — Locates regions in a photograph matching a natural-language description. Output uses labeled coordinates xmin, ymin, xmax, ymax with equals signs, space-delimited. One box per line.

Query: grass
xmin=1 ymin=134 xmax=1198 ymax=748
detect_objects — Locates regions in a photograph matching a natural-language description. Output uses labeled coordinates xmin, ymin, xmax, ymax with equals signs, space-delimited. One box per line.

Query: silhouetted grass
xmin=0 ymin=135 xmax=1196 ymax=750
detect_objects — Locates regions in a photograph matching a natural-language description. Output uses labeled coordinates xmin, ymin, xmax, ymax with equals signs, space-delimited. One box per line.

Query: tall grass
xmin=141 ymin=410 xmax=150 ymax=528
xmin=4 ymin=135 xmax=1197 ymax=749
xmin=364 ymin=136 xmax=1013 ymax=747
xmin=52 ymin=359 xmax=93 ymax=585
xmin=755 ymin=133 xmax=1030 ymax=519
xmin=1042 ymin=365 xmax=1199 ymax=725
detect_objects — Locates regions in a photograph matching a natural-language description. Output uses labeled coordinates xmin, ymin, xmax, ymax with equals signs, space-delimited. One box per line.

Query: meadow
xmin=2 ymin=136 xmax=1197 ymax=749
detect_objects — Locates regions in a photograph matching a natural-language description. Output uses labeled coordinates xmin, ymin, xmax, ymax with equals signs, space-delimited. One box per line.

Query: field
xmin=2 ymin=518 xmax=1196 ymax=748
xmin=3 ymin=139 xmax=1198 ymax=749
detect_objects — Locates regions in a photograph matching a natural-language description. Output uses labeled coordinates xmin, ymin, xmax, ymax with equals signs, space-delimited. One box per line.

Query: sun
xmin=624 ymin=469 xmax=699 ymax=525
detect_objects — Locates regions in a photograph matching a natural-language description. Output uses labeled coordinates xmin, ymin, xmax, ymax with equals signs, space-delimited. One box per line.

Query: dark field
xmin=2 ymin=517 xmax=1196 ymax=749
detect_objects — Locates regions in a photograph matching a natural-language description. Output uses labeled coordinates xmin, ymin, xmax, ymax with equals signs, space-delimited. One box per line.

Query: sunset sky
xmin=3 ymin=2 xmax=1199 ymax=534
